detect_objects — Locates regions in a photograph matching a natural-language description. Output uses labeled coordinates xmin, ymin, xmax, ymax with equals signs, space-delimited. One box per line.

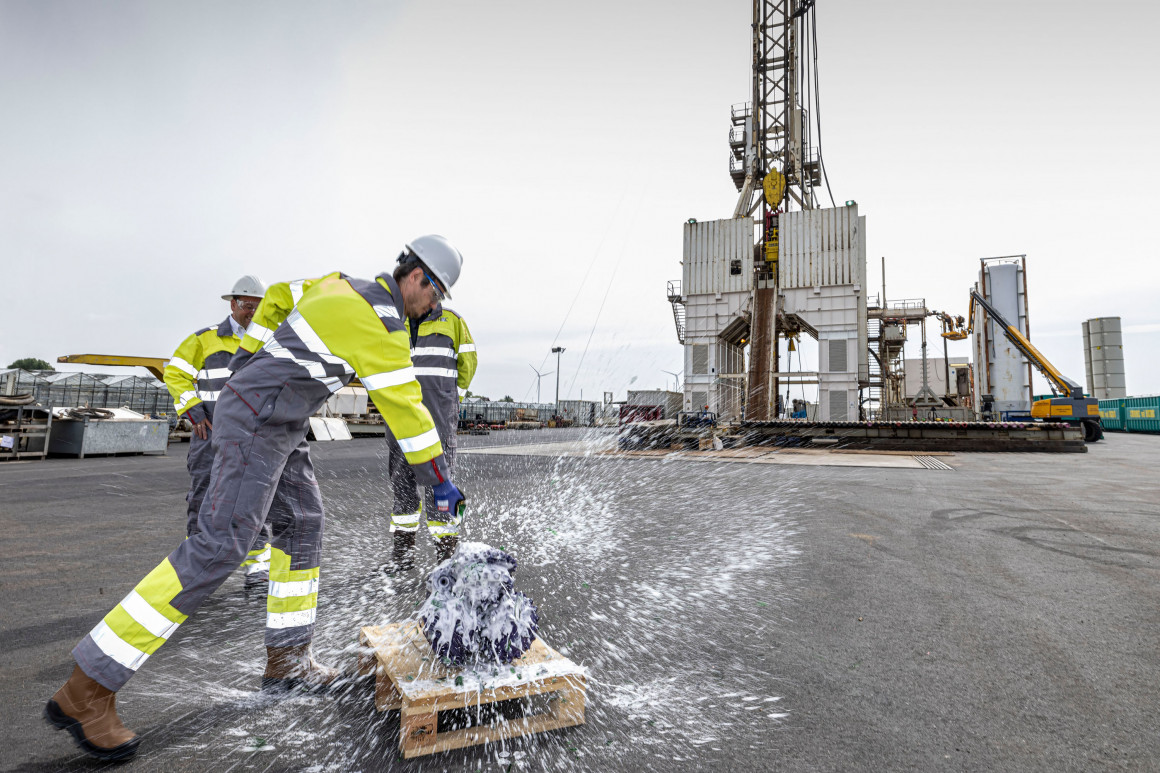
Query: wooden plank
xmin=401 ymin=693 xmax=586 ymax=759
xmin=375 ymin=672 xmax=403 ymax=712
xmin=356 ymin=630 xmax=377 ymax=676
xmin=546 ymin=685 xmax=586 ymax=726
xmin=363 ymin=620 xmax=587 ymax=757
xmin=367 ymin=624 xmax=581 ymax=705
xmin=408 ymin=673 xmax=588 ymax=712
xmin=399 ymin=706 xmax=437 ymax=756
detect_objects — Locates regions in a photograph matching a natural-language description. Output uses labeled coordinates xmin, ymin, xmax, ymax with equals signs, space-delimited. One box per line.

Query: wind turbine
xmin=530 ymin=364 xmax=553 ymax=404
xmin=662 ymin=369 xmax=682 ymax=392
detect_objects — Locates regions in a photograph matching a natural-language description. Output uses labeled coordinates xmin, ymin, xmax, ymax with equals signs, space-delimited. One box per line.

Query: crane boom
xmin=969 ymin=290 xmax=1083 ymax=399
xmin=58 ymin=354 xmax=169 ymax=380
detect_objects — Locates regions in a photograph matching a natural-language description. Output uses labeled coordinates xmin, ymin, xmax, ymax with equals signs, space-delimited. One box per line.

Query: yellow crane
xmin=58 ymin=354 xmax=367 ymax=390
xmin=956 ymin=291 xmax=1102 ymax=442
xmin=57 ymin=354 xmax=169 ymax=381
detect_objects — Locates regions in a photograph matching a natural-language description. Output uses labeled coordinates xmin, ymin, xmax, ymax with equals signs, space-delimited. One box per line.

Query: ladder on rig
xmin=667 ymin=280 xmax=686 ymax=344
xmin=865 ymin=316 xmax=883 ymax=420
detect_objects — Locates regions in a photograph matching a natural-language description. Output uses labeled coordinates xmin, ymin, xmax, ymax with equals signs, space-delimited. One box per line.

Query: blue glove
xmin=432 ymin=480 xmax=465 ymax=518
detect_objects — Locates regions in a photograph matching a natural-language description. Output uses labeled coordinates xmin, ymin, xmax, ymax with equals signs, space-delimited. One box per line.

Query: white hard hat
xmin=222 ymin=274 xmax=266 ymax=300
xmin=402 ymin=235 xmax=463 ymax=299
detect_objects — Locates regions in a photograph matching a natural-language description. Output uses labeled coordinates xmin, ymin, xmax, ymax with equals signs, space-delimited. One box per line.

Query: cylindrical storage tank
xmin=1084 ymin=317 xmax=1126 ymax=399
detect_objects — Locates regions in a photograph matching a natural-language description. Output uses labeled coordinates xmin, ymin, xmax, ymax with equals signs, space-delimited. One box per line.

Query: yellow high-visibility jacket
xmin=232 ymin=272 xmax=447 ymax=483
xmin=406 ymin=305 xmax=477 ymax=442
xmin=163 ymin=317 xmax=240 ymax=423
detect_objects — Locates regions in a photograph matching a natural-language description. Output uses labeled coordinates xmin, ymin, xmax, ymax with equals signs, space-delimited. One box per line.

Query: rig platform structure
xmin=618 ymin=418 xmax=1087 ymax=454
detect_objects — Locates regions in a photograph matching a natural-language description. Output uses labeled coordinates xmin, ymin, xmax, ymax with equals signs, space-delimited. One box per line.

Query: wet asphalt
xmin=1 ymin=428 xmax=1158 ymax=772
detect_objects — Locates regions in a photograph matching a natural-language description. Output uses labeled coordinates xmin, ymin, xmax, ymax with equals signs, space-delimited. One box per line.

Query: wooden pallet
xmin=358 ymin=621 xmax=586 ymax=759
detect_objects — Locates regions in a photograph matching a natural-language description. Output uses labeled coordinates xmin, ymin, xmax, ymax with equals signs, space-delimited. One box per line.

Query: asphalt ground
xmin=1 ymin=428 xmax=1158 ymax=772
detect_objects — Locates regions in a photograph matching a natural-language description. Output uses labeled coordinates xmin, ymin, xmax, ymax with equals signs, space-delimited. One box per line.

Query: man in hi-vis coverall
xmin=45 ymin=236 xmax=467 ymax=762
xmin=163 ymin=275 xmax=272 ymax=585
xmin=388 ymin=301 xmax=476 ymax=569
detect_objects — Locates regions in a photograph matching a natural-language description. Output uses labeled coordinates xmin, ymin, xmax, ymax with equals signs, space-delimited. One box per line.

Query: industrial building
xmin=661 ymin=2 xmax=1122 ymax=445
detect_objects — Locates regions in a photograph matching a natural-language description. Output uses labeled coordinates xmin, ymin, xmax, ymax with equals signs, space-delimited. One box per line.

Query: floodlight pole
xmin=552 ymin=347 xmax=565 ymax=417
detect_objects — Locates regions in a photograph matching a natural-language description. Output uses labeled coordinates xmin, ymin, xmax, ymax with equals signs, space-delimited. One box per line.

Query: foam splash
xmin=418 ymin=542 xmax=539 ymax=666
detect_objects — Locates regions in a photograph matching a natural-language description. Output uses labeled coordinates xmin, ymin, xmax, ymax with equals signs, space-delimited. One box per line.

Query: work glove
xmin=432 ymin=480 xmax=466 ymax=520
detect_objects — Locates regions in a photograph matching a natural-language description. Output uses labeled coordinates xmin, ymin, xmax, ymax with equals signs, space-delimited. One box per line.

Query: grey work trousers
xmin=388 ymin=434 xmax=458 ymax=539
xmin=187 ymin=426 xmax=272 ymax=557
xmin=73 ymin=381 xmax=325 ymax=692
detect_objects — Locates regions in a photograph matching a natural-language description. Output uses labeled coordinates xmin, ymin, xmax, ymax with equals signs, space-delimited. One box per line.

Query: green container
xmin=1098 ymin=398 xmax=1125 ymax=431
xmin=1124 ymin=395 xmax=1160 ymax=433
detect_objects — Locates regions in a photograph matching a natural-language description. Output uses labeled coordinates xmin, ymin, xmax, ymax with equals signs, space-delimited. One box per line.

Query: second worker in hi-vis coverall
xmin=389 ymin=302 xmax=476 ymax=568
xmin=163 ymin=275 xmax=271 ymax=584
xmin=46 ymin=236 xmax=466 ymax=762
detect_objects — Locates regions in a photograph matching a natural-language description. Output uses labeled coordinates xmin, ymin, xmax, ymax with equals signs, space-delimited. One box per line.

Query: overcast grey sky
xmin=3 ymin=0 xmax=1158 ymax=400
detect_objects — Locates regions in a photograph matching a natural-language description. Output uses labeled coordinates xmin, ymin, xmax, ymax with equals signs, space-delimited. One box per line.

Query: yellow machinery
xmin=58 ymin=354 xmax=169 ymax=380
xmin=935 ymin=311 xmax=968 ymax=341
xmin=761 ymin=170 xmax=785 ymax=271
xmin=963 ymin=291 xmax=1102 ymax=442
xmin=59 ymin=353 xmax=366 ymax=390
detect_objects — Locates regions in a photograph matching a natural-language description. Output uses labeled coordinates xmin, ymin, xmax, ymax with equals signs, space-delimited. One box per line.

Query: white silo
xmin=1083 ymin=317 xmax=1126 ymax=398
xmin=972 ymin=257 xmax=1032 ymax=417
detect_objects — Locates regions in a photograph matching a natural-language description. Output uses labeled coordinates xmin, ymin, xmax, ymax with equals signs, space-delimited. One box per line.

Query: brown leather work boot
xmin=44 ymin=665 xmax=140 ymax=761
xmin=435 ymin=535 xmax=459 ymax=563
xmin=262 ymin=645 xmax=341 ymax=692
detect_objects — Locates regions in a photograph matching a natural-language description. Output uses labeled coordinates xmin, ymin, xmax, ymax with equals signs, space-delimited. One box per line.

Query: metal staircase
xmin=667 ymin=280 xmax=686 ymax=344
xmin=865 ymin=315 xmax=883 ymax=419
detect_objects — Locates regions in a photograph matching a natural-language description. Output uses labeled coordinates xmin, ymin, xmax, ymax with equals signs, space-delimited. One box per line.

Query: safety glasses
xmin=421 ymin=269 xmax=446 ymax=302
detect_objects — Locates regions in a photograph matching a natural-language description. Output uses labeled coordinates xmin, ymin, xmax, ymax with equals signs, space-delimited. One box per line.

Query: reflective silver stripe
xmin=427 ymin=508 xmax=463 ymax=529
xmin=414 ymin=367 xmax=457 ymax=379
xmin=390 ymin=511 xmax=421 ymax=527
xmin=168 ymin=357 xmax=198 ymax=377
xmin=175 ymin=390 xmax=198 ymax=410
xmin=196 ymin=367 xmax=232 ymax=380
xmin=268 ymin=577 xmax=319 ymax=598
xmin=289 ymin=279 xmax=305 ymax=305
xmin=264 ymin=338 xmax=327 ymax=378
xmin=397 ymin=426 xmax=440 ymax=454
xmin=120 ymin=591 xmax=180 ymax=641
xmin=267 ymin=608 xmax=316 ymax=629
xmin=196 ymin=390 xmax=220 ymax=402
xmin=263 ymin=336 xmax=346 ymax=393
xmin=458 ymin=343 xmax=476 ymax=353
xmin=428 ymin=522 xmax=461 ymax=538
xmin=412 ymin=346 xmax=454 ymax=359
xmin=247 ymin=322 xmax=276 ymax=344
xmin=390 ymin=523 xmax=420 ymax=533
xmin=89 ymin=620 xmax=149 ymax=671
xmin=287 ymin=311 xmax=353 ymax=371
xmin=373 ymin=304 xmax=399 ymax=320
xmin=361 ymin=367 xmax=417 ymax=391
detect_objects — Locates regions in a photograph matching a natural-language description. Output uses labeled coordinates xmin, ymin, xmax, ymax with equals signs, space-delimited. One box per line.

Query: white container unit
xmin=778 ymin=204 xmax=868 ymax=421
xmin=681 ymin=218 xmax=754 ymax=421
